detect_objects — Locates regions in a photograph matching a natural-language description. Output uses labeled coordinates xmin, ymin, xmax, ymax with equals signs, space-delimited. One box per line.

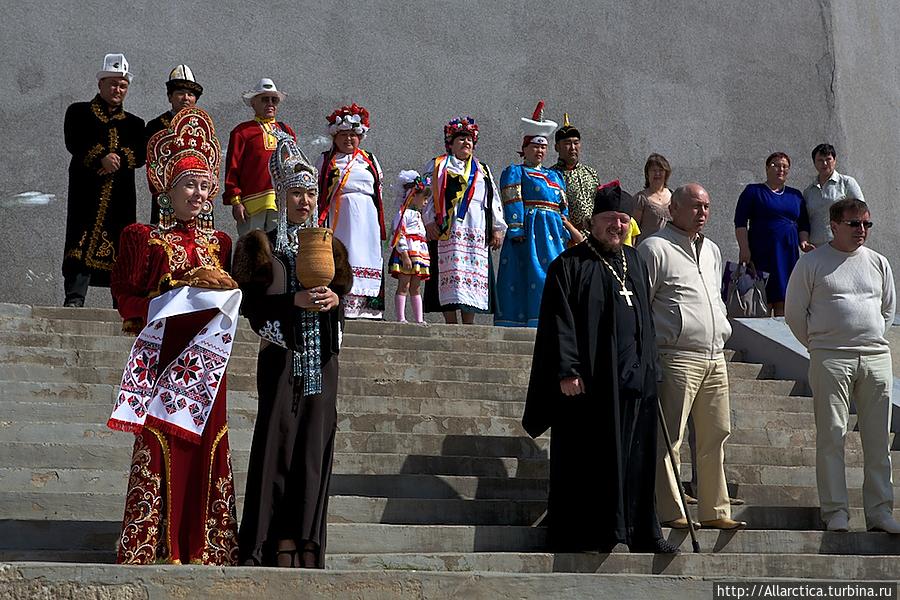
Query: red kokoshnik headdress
xmin=444 ymin=116 xmax=479 ymax=150
xmin=326 ymin=103 xmax=370 ymax=138
xmin=146 ymin=107 xmax=221 ymax=199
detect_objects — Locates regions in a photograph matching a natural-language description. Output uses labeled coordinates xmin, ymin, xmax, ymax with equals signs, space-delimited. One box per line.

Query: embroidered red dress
xmin=110 ymin=220 xmax=239 ymax=565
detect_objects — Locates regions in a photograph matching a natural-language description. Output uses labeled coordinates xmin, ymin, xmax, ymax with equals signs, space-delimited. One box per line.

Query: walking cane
xmin=657 ymin=397 xmax=701 ymax=553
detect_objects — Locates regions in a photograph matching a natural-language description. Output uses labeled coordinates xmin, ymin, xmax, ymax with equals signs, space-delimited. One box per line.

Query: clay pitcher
xmin=295 ymin=227 xmax=336 ymax=290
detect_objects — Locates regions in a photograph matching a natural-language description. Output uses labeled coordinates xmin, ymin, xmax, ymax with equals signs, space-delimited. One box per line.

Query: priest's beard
xmin=593 ymin=236 xmax=624 ymax=254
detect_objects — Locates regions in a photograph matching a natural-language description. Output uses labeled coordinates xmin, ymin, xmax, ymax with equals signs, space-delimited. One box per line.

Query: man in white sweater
xmin=638 ymin=183 xmax=745 ymax=530
xmin=785 ymin=198 xmax=898 ymax=533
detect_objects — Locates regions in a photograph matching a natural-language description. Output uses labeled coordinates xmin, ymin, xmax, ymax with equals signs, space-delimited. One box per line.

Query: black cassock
xmin=523 ymin=238 xmax=663 ymax=551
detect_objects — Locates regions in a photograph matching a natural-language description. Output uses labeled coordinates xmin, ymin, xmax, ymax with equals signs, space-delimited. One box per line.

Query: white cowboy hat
xmin=96 ymin=53 xmax=133 ymax=82
xmin=242 ymin=78 xmax=286 ymax=106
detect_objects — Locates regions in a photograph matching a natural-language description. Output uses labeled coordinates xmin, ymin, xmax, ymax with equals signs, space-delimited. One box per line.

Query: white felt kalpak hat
xmin=242 ymin=78 xmax=286 ymax=106
xmin=96 ymin=53 xmax=133 ymax=82
xmin=520 ymin=100 xmax=558 ymax=145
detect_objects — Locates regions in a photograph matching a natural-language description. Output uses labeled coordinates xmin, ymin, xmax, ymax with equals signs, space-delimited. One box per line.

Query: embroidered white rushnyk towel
xmin=108 ymin=287 xmax=243 ymax=443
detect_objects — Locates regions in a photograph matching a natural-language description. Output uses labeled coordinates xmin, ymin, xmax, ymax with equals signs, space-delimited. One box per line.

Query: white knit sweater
xmin=785 ymin=243 xmax=895 ymax=353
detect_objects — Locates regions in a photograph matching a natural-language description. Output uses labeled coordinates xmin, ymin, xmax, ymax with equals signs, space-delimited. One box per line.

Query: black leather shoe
xmin=628 ymin=537 xmax=680 ymax=554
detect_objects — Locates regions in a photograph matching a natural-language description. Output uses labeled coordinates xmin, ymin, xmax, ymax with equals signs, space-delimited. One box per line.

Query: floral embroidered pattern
xmin=352 ymin=266 xmax=382 ymax=281
xmin=117 ymin=434 xmax=165 ymax=564
xmin=258 ymin=320 xmax=286 ymax=347
xmin=202 ymin=473 xmax=239 ymax=565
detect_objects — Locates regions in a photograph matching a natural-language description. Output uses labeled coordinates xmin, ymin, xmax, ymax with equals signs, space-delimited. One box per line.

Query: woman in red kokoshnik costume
xmin=109 ymin=107 xmax=241 ymax=565
xmin=316 ymin=103 xmax=386 ymax=319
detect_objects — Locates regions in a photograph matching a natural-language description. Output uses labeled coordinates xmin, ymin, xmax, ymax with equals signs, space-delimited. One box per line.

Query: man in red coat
xmin=224 ymin=78 xmax=296 ymax=236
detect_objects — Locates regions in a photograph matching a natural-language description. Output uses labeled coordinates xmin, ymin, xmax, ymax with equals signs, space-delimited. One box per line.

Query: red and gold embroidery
xmin=117 ymin=433 xmax=164 ymax=564
xmin=202 ymin=428 xmax=238 ymax=565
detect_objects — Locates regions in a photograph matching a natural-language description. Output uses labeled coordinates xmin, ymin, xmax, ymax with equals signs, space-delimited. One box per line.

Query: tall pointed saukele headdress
xmin=146 ymin=107 xmax=221 ymax=231
xmin=520 ymin=100 xmax=558 ymax=149
xmin=268 ymin=129 xmax=319 ymax=253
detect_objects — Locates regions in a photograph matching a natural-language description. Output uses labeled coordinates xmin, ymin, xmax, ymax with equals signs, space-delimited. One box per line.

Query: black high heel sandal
xmin=275 ymin=548 xmax=301 ymax=567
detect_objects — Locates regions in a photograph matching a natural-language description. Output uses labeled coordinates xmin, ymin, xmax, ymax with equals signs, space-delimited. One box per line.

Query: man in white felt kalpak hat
xmin=62 ymin=53 xmax=145 ymax=307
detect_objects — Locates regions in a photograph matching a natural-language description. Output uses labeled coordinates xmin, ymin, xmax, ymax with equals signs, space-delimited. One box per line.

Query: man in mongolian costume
xmin=234 ymin=131 xmax=352 ymax=567
xmin=145 ymin=65 xmax=204 ymax=225
xmin=63 ymin=53 xmax=145 ymax=307
xmin=550 ymin=113 xmax=600 ymax=239
xmin=108 ymin=107 xmax=241 ymax=565
xmin=523 ymin=181 xmax=678 ymax=554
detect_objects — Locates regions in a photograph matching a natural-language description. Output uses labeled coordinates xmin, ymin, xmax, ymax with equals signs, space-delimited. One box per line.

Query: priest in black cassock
xmin=523 ymin=180 xmax=678 ymax=554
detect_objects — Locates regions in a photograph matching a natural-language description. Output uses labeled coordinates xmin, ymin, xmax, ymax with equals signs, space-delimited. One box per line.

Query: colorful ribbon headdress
xmin=444 ymin=116 xmax=479 ymax=150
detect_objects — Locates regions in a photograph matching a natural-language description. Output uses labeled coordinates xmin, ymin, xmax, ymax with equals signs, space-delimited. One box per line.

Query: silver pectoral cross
xmin=618 ymin=286 xmax=634 ymax=306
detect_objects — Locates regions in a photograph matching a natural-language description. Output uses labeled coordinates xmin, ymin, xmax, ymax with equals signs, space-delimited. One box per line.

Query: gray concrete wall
xmin=0 ymin=0 xmax=892 ymax=309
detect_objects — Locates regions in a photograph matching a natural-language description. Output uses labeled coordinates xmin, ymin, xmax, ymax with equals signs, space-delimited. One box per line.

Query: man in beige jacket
xmin=637 ymin=183 xmax=746 ymax=530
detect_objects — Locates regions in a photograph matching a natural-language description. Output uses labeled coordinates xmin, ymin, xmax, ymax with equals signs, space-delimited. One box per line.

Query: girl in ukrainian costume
xmin=316 ymin=103 xmax=385 ymax=319
xmin=422 ymin=116 xmax=507 ymax=324
xmin=109 ymin=107 xmax=241 ymax=565
xmin=495 ymin=101 xmax=570 ymax=328
xmin=389 ymin=170 xmax=431 ymax=323
xmin=234 ymin=130 xmax=353 ymax=568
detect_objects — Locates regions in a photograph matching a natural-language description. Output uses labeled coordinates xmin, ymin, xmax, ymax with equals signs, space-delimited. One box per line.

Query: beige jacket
xmin=637 ymin=224 xmax=732 ymax=358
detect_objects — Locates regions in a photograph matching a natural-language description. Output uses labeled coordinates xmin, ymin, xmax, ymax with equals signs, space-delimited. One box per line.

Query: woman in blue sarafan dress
xmin=495 ymin=101 xmax=570 ymax=327
xmin=734 ymin=151 xmax=803 ymax=316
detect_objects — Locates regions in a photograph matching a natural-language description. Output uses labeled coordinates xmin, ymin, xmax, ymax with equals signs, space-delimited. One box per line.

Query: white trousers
xmin=809 ymin=349 xmax=894 ymax=526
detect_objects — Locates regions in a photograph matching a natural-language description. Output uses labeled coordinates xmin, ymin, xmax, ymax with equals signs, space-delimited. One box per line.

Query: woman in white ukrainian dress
xmin=316 ymin=102 xmax=386 ymax=319
xmin=422 ymin=116 xmax=506 ymax=324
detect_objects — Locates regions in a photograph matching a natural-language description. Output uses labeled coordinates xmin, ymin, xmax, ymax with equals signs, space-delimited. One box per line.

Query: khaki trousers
xmin=656 ymin=352 xmax=732 ymax=522
xmin=809 ymin=349 xmax=894 ymax=526
xmin=236 ymin=208 xmax=278 ymax=238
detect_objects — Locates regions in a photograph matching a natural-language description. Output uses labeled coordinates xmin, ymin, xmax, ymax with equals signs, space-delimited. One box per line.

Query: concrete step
xmin=0 ymin=562 xmax=825 ymax=599
xmin=4 ymin=521 xmax=900 ymax=559
xmin=27 ymin=306 xmax=541 ymax=343
xmin=0 ymin=395 xmax=527 ymax=421
xmin=326 ymin=552 xmax=900 ymax=579
xmin=0 ymin=361 xmax=787 ymax=400
xmin=0 ymin=467 xmax=548 ymax=501
xmin=0 ymin=396 xmax=526 ymax=422
xmin=3 ymin=487 xmax=895 ymax=530
xmin=0 ymin=430 xmax=552 ymax=460
xmin=0 ymin=348 xmax=771 ymax=388
xmin=0 ymin=317 xmax=540 ymax=353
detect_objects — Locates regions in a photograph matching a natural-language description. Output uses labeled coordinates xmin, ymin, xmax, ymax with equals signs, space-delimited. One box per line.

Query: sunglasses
xmin=840 ymin=220 xmax=874 ymax=229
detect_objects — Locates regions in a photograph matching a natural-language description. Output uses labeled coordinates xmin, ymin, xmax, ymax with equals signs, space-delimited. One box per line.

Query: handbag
xmin=723 ymin=261 xmax=769 ymax=318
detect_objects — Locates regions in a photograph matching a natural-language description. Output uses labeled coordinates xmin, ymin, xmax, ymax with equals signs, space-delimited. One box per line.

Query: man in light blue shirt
xmin=799 ymin=143 xmax=864 ymax=251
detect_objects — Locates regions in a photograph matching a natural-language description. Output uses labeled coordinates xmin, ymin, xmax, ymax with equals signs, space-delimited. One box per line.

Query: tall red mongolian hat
xmin=146 ymin=107 xmax=221 ymax=230
xmin=326 ymin=103 xmax=370 ymax=138
xmin=444 ymin=116 xmax=479 ymax=150
xmin=520 ymin=100 xmax=558 ymax=150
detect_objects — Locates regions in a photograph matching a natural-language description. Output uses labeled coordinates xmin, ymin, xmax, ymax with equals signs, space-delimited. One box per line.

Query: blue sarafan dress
xmin=495 ymin=164 xmax=570 ymax=327
xmin=733 ymin=183 xmax=802 ymax=303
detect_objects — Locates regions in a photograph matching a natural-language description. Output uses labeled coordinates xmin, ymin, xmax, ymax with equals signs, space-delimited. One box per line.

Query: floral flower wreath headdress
xmin=326 ymin=102 xmax=370 ymax=138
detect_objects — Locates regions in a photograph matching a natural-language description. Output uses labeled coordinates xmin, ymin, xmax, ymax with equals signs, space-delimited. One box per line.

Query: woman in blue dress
xmin=495 ymin=101 xmax=570 ymax=327
xmin=734 ymin=152 xmax=803 ymax=316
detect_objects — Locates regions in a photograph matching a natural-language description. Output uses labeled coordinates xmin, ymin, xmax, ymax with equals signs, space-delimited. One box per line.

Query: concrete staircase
xmin=1 ymin=303 xmax=899 ymax=598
